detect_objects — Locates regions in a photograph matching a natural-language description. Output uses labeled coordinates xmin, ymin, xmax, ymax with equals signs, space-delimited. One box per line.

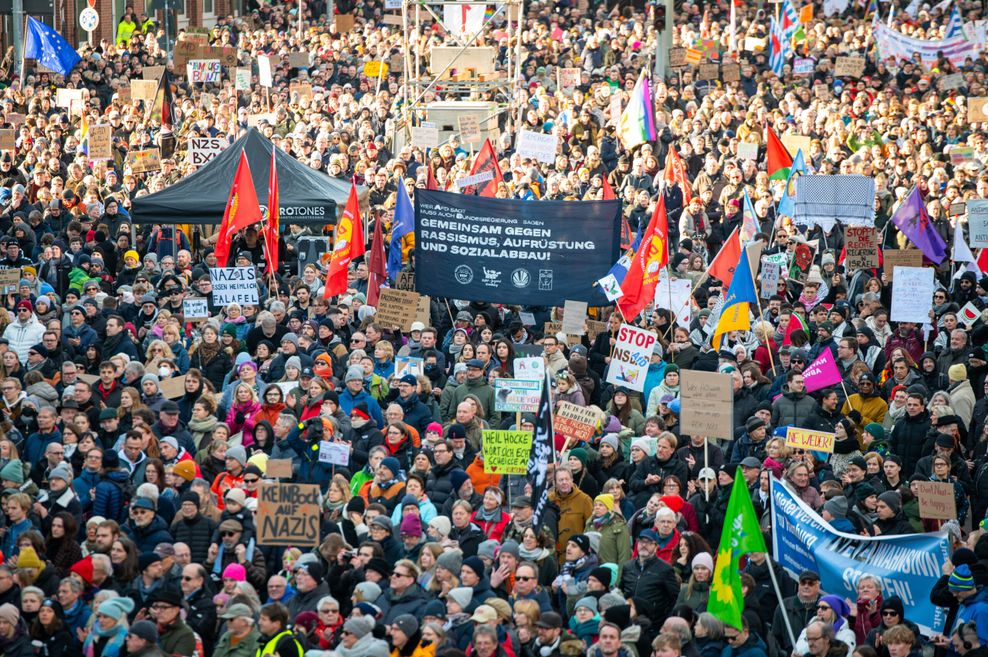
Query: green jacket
xmin=585 ymin=512 xmax=631 ymax=571
xmin=159 ymin=619 xmax=196 ymax=657
xmin=451 ymin=376 xmax=495 ymax=420
xmin=213 ymin=628 xmax=261 ymax=657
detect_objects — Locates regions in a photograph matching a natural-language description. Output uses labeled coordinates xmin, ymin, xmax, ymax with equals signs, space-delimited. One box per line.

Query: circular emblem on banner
xmin=454 ymin=265 xmax=474 ymax=284
xmin=80 ymin=6 xmax=100 ymax=31
xmin=511 ymin=269 xmax=531 ymax=288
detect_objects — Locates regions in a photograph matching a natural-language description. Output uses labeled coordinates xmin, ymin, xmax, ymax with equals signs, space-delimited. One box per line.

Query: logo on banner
xmin=454 ymin=265 xmax=474 ymax=284
xmin=512 ymin=269 xmax=531 ymax=288
xmin=539 ymin=270 xmax=553 ymax=290
xmin=482 ymin=267 xmax=502 ymax=287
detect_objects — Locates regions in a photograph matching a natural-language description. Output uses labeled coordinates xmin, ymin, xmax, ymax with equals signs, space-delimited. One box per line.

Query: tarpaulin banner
xmin=414 ymin=190 xmax=621 ymax=305
xmin=770 ymin=478 xmax=950 ymax=635
xmin=874 ymin=23 xmax=980 ymax=67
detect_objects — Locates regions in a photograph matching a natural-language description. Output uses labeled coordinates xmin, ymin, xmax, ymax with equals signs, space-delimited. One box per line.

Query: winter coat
xmin=950 ymin=379 xmax=976 ymax=429
xmin=548 ymin=487 xmax=593 ymax=556
xmin=889 ymin=410 xmax=932 ymax=477
xmin=396 ymin=392 xmax=434 ymax=437
xmin=425 ymin=460 xmax=458 ymax=509
xmin=585 ymin=512 xmax=631 ymax=566
xmin=123 ymin=514 xmax=174 ymax=552
xmin=170 ymin=513 xmax=217 ymax=565
xmin=382 ymin=583 xmax=431 ymax=624
xmin=619 ymin=555 xmax=680 ymax=624
xmin=93 ymin=469 xmax=131 ymax=523
xmin=630 ymin=453 xmax=689 ymax=507
xmin=771 ymin=390 xmax=818 ymax=428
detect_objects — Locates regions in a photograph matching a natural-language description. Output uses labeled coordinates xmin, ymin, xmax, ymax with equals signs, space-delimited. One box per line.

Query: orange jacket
xmin=465 ymin=455 xmax=500 ymax=495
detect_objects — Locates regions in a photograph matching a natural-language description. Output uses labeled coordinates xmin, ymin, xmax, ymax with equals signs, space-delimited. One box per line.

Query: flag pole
xmin=766 ymin=484 xmax=798 ymax=649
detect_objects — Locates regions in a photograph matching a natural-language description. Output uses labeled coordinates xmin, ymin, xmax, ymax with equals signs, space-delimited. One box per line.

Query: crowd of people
xmin=0 ymin=0 xmax=987 ymax=655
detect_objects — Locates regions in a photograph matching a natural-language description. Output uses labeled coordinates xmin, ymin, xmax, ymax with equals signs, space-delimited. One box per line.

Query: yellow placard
xmin=785 ymin=427 xmax=835 ymax=453
xmin=482 ymin=430 xmax=533 ymax=475
xmin=363 ymin=61 xmax=389 ymax=77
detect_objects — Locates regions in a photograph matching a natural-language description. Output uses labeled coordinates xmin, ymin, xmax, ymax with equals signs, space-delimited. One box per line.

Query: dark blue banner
xmin=414 ymin=190 xmax=621 ymax=306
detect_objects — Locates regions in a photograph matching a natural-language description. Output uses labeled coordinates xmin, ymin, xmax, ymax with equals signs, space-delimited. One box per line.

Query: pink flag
xmin=802 ymin=350 xmax=843 ymax=393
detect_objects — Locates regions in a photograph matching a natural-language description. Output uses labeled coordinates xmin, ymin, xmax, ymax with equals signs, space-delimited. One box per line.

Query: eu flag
xmin=25 ymin=17 xmax=80 ymax=77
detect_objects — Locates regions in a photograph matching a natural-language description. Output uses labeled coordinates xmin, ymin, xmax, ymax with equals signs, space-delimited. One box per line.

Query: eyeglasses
xmin=181 ymin=576 xmax=198 ymax=581
xmin=516 ymin=576 xmax=535 ymax=581
xmin=221 ymin=531 xmax=238 ymax=538
xmin=320 ymin=608 xmax=339 ymax=614
xmin=817 ymin=605 xmax=831 ymax=611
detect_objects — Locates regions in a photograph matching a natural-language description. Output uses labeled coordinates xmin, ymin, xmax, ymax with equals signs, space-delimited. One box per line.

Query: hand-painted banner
xmin=770 ymin=478 xmax=949 ymax=636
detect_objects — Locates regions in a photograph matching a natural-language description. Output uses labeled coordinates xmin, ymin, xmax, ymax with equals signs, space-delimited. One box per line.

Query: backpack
xmin=110 ymin=476 xmax=138 ymax=522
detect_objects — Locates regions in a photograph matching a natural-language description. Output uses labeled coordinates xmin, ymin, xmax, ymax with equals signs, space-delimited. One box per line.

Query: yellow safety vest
xmin=257 ymin=629 xmax=303 ymax=657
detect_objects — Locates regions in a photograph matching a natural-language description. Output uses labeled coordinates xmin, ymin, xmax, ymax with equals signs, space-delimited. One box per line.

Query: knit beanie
xmin=342 ymin=615 xmax=375 ymax=639
xmin=428 ymin=516 xmax=452 ymax=538
xmin=17 ymin=547 xmax=44 ymax=571
xmin=600 ymin=434 xmax=620 ymax=452
xmin=380 ymin=457 xmax=401 ymax=478
xmin=0 ymin=460 xmax=23 ymax=484
xmin=823 ymin=496 xmax=849 ymax=519
xmin=863 ymin=423 xmax=884 ymax=441
xmin=353 ymin=581 xmax=382 ymax=603
xmin=461 ymin=556 xmax=485 ymax=579
xmin=98 ymin=597 xmax=136 ymax=621
xmin=0 ymin=604 xmax=17 ymax=626
xmin=447 ymin=587 xmax=474 ymax=610
xmin=691 ymin=552 xmax=714 ymax=572
xmin=594 ymin=494 xmax=615 ymax=512
xmin=222 ymin=563 xmax=247 ymax=582
xmin=949 ymin=564 xmax=975 ymax=591
xmin=400 ymin=514 xmax=422 ymax=538
xmin=878 ymin=491 xmax=902 ymax=515
xmin=436 ymin=549 xmax=463 ymax=574
xmin=589 ymin=566 xmax=612 ymax=587
xmin=949 ymin=363 xmax=967 ymax=382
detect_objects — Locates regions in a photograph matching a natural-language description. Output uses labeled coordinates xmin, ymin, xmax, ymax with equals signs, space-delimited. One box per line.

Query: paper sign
xmin=395 ymin=355 xmax=424 ymax=379
xmin=834 ymin=56 xmax=865 ymax=78
xmin=761 ymin=259 xmax=781 ymax=299
xmin=680 ymin=370 xmax=733 ymax=441
xmin=182 ymin=298 xmax=209 ymax=319
xmin=258 ymin=55 xmax=274 ymax=87
xmin=455 ymin=171 xmax=494 ymax=189
xmin=959 ymin=301 xmax=982 ymax=327
xmin=557 ymin=67 xmax=581 ymax=91
xmin=289 ymin=81 xmax=313 ymax=102
xmin=126 ymin=148 xmax=161 ymax=173
xmin=132 ymin=79 xmax=158 ymax=101
xmin=187 ymin=59 xmax=222 ymax=84
xmin=458 ymin=114 xmax=482 ymax=144
xmin=554 ymin=402 xmax=604 ymax=443
xmin=394 ymin=270 xmax=415 ymax=291
xmin=794 ymin=58 xmax=815 ymax=75
xmin=891 ymin=266 xmax=935 ymax=324
xmin=493 ymin=379 xmax=542 ymax=413
xmin=598 ymin=273 xmax=623 ymax=301
xmin=235 ymin=67 xmax=251 ymax=91
xmin=941 ymin=73 xmax=964 ymax=91
xmin=668 ymin=47 xmax=687 ymax=68
xmin=516 ymin=130 xmax=558 ymax=164
xmin=722 ymin=63 xmax=740 ymax=82
xmin=377 ymin=288 xmax=422 ymax=332
xmin=411 ymin=125 xmax=440 ymax=149
xmin=737 ymin=142 xmax=759 ymax=160
xmin=288 ymin=52 xmax=309 ymax=69
xmin=514 ymin=357 xmax=545 ymax=381
xmin=844 ymin=226 xmax=879 ymax=269
xmin=482 ymin=430 xmax=533 ymax=474
xmin=605 ymin=324 xmax=657 ymax=393
xmin=969 ymin=200 xmax=988 ymax=247
xmin=266 ymin=459 xmax=293 ymax=478
xmin=363 ymin=60 xmax=388 ymax=77
xmin=969 ymin=97 xmax=988 ymax=123
xmin=257 ymin=483 xmax=321 ymax=546
xmin=786 ymin=427 xmax=836 ymax=453
xmin=698 ymin=63 xmax=719 ymax=80
xmin=915 ymin=481 xmax=957 ymax=520
xmin=56 ymin=88 xmax=84 ymax=108
xmin=87 ymin=124 xmax=112 ymax=160
xmin=655 ymin=275 xmax=692 ymax=328
xmin=318 ymin=441 xmax=350 ymax=465
xmin=0 ymin=130 xmax=13 ymax=151
xmin=744 ymin=37 xmax=767 ymax=51
xmin=210 ymin=267 xmax=259 ymax=305
xmin=159 ymin=374 xmax=188 ymax=399
xmin=519 ymin=312 xmax=536 ymax=326
xmin=883 ymin=249 xmax=923 ymax=280
xmin=562 ymin=300 xmax=588 ymax=335
xmin=781 ymin=134 xmax=812 ymax=158
xmin=0 ymin=269 xmax=21 ymax=293
xmin=187 ymin=137 xmax=227 ymax=166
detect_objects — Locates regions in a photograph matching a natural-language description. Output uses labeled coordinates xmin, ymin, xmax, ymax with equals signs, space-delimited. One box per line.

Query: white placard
xmin=455 ymin=171 xmax=494 ymax=189
xmin=794 ymin=58 xmax=815 ymax=75
xmin=187 ymin=137 xmax=227 ymax=166
xmin=941 ymin=73 xmax=965 ymax=90
xmin=235 ymin=67 xmax=251 ymax=91
xmin=395 ymin=355 xmax=424 ymax=379
xmin=56 ymin=88 xmax=84 ymax=108
xmin=411 ymin=125 xmax=440 ymax=149
xmin=655 ymin=275 xmax=692 ymax=328
xmin=890 ymin=267 xmax=935 ymax=324
xmin=493 ymin=379 xmax=542 ymax=413
xmin=187 ymin=59 xmax=222 ymax=84
xmin=605 ymin=324 xmax=657 ymax=393
xmin=318 ymin=441 xmax=350 ymax=465
xmin=514 ymin=357 xmax=545 ymax=381
xmin=519 ymin=312 xmax=536 ymax=326
xmin=737 ymin=142 xmax=759 ymax=160
xmin=182 ymin=298 xmax=209 ymax=319
xmin=516 ymin=130 xmax=559 ymax=164
xmin=210 ymin=267 xmax=259 ymax=306
xmin=385 ymin=0 xmax=401 ymax=8
xmin=258 ymin=55 xmax=274 ymax=88
xmin=968 ymin=200 xmax=988 ymax=248
xmin=761 ymin=259 xmax=781 ymax=299
xmin=561 ymin=300 xmax=588 ymax=335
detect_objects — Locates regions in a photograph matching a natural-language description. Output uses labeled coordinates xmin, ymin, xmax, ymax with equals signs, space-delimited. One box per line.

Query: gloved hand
xmin=235 ymin=411 xmax=246 ymax=424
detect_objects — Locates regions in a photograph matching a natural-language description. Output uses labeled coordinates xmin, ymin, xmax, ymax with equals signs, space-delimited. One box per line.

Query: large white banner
xmin=874 ymin=23 xmax=980 ymax=67
xmin=210 ymin=267 xmax=259 ymax=306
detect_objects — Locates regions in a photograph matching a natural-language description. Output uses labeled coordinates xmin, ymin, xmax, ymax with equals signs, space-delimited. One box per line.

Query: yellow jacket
xmin=391 ymin=639 xmax=436 ymax=657
xmin=116 ymin=19 xmax=137 ymax=46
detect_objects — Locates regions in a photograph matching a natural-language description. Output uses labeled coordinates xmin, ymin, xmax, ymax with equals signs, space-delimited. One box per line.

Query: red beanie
xmin=70 ymin=556 xmax=94 ymax=585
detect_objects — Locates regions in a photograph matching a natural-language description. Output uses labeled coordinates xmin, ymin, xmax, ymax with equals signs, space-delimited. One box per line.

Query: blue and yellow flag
xmin=712 ymin=243 xmax=758 ymax=350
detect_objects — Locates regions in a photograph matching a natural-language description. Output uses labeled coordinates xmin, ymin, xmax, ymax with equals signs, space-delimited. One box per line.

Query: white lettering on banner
xmin=874 ymin=22 xmax=980 ymax=67
xmin=455 ymin=171 xmax=494 ymax=189
xmin=605 ymin=324 xmax=657 ymax=393
xmin=210 ymin=267 xmax=259 ymax=305
xmin=187 ymin=137 xmax=227 ymax=166
xmin=516 ymin=130 xmax=559 ymax=163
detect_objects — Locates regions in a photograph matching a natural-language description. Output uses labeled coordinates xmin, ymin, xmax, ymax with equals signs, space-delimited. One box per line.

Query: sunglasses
xmin=516 ymin=576 xmax=535 ymax=581
xmin=221 ymin=531 xmax=238 ymax=538
xmin=817 ymin=605 xmax=831 ymax=611
xmin=244 ymin=477 xmax=259 ymax=483
xmin=881 ymin=611 xmax=899 ymax=617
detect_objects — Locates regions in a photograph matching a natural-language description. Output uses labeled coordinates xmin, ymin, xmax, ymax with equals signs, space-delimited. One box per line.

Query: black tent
xmin=132 ymin=128 xmax=361 ymax=226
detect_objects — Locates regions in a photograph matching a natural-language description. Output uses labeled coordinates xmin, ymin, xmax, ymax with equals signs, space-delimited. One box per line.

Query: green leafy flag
xmin=707 ymin=471 xmax=768 ymax=630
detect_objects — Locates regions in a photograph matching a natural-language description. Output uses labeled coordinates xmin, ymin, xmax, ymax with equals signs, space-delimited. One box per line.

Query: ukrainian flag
xmin=712 ymin=243 xmax=758 ymax=350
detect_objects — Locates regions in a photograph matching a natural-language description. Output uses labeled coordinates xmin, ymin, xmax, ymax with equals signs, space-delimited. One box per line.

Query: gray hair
xmin=695 ymin=613 xmax=725 ymax=640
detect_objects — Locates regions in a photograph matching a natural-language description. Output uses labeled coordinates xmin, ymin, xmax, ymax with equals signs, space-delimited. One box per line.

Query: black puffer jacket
xmin=170 ymin=513 xmax=217 ymax=565
xmin=619 ymin=555 xmax=680 ymax=624
xmin=890 ymin=410 xmax=932 ymax=477
xmin=426 ymin=460 xmax=459 ymax=510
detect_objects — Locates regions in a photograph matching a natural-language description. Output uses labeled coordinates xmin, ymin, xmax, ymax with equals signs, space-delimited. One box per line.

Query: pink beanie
xmin=222 ymin=563 xmax=247 ymax=582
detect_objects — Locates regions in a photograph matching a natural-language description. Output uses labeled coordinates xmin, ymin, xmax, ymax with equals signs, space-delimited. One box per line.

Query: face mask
xmin=158 ymin=366 xmax=172 ymax=378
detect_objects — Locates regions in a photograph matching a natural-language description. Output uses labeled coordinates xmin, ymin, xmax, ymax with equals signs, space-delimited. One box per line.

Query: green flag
xmin=707 ymin=472 xmax=768 ymax=630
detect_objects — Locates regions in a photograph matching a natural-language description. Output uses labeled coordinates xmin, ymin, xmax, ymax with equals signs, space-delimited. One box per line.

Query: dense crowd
xmin=0 ymin=0 xmax=987 ymax=655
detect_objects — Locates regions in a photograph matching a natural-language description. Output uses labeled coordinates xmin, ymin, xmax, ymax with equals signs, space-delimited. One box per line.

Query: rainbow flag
xmin=617 ymin=70 xmax=656 ymax=150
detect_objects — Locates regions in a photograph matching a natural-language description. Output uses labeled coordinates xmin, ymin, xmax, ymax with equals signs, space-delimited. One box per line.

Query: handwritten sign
xmin=0 ymin=130 xmax=13 ymax=152
xmin=834 ymin=56 xmax=865 ymax=78
xmin=722 ymin=63 xmax=740 ymax=82
xmin=668 ymin=47 xmax=687 ymax=68
xmin=126 ymin=148 xmax=161 ymax=173
xmin=554 ymin=402 xmax=603 ymax=443
xmin=132 ymin=79 xmax=158 ymax=101
xmin=968 ymin=200 xmax=988 ymax=248
xmin=516 ymin=130 xmax=558 ymax=164
xmin=941 ymin=73 xmax=964 ymax=91
xmin=680 ymin=370 xmax=733 ymax=441
xmin=394 ymin=270 xmax=415 ymax=291
xmin=266 ymin=459 xmax=293 ymax=478
xmin=482 ymin=430 xmax=533 ymax=475
xmin=458 ymin=114 xmax=482 ymax=144
xmin=188 ymin=137 xmax=227 ymax=166
xmin=87 ymin=125 xmax=112 ymax=160
xmin=844 ymin=226 xmax=879 ymax=269
xmin=455 ymin=170 xmax=494 ymax=189
xmin=257 ymin=483 xmax=321 ymax=546
xmin=182 ymin=297 xmax=210 ymax=319
xmin=377 ymin=288 xmax=421 ymax=332
xmin=785 ymin=426 xmax=836 ymax=453
xmin=882 ymin=249 xmax=923 ymax=280
xmin=557 ymin=67 xmax=580 ymax=92
xmin=257 ymin=55 xmax=274 ymax=87
xmin=562 ymin=300 xmax=588 ymax=335
xmin=698 ymin=63 xmax=719 ymax=80
xmin=761 ymin=258 xmax=781 ymax=299
xmin=363 ymin=60 xmax=388 ymax=77
xmin=915 ymin=481 xmax=957 ymax=520
xmin=969 ymin=97 xmax=988 ymax=123
xmin=318 ymin=441 xmax=350 ymax=466
xmin=210 ymin=267 xmax=259 ymax=306
xmin=235 ymin=67 xmax=251 ymax=91
xmin=0 ymin=269 xmax=21 ymax=293
xmin=605 ymin=324 xmax=657 ymax=393
xmin=737 ymin=142 xmax=759 ymax=161
xmin=493 ymin=379 xmax=542 ymax=413
xmin=143 ymin=65 xmax=165 ymax=80
xmin=411 ymin=125 xmax=440 ymax=149
xmin=187 ymin=59 xmax=222 ymax=84
xmin=890 ymin=266 xmax=935 ymax=324
xmin=794 ymin=58 xmax=815 ymax=75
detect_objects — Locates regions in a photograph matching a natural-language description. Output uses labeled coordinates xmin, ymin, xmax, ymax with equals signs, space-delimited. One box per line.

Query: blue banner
xmin=770 ymin=479 xmax=950 ymax=635
xmin=414 ymin=190 xmax=621 ymax=305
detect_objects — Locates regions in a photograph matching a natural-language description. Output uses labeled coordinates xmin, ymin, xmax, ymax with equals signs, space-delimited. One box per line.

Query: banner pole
xmin=766 ymin=549 xmax=798 ymax=650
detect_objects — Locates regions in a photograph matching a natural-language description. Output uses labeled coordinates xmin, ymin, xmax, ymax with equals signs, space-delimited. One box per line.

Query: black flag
xmin=529 ymin=372 xmax=554 ymax=526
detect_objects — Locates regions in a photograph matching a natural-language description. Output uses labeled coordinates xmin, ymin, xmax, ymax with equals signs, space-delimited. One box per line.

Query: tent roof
xmin=132 ymin=128 xmax=362 ymax=225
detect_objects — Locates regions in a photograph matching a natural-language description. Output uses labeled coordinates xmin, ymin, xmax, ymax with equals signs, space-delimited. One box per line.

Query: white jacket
xmin=3 ymin=315 xmax=46 ymax=364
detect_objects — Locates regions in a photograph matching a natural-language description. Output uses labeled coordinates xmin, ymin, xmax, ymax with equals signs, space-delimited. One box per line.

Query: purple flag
xmin=803 ymin=349 xmax=843 ymax=393
xmin=891 ymin=187 xmax=947 ymax=264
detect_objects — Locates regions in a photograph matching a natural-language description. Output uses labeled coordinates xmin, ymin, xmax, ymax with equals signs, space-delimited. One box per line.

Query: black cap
xmin=535 ymin=612 xmax=564 ymax=629
xmin=510 ymin=495 xmax=532 ymax=508
xmin=799 ymin=570 xmax=820 ymax=583
xmin=160 ymin=400 xmax=180 ymax=413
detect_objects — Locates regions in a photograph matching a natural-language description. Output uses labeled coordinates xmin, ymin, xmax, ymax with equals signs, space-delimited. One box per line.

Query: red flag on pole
xmin=215 ymin=150 xmax=263 ymax=267
xmin=617 ymin=196 xmax=669 ymax=320
xmin=708 ymin=226 xmax=742 ymax=286
xmin=601 ymin=170 xmax=617 ymax=200
xmin=426 ymin=164 xmax=439 ymax=191
xmin=663 ymin=148 xmax=693 ymax=204
xmin=466 ymin=139 xmax=503 ymax=197
xmin=264 ymin=146 xmax=280 ymax=275
xmin=324 ymin=182 xmax=365 ymax=299
xmin=366 ymin=212 xmax=387 ymax=307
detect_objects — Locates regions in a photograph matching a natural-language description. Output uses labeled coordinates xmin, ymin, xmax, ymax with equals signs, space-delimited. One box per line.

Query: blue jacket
xmin=169 ymin=342 xmax=191 ymax=373
xmin=63 ymin=599 xmax=92 ymax=642
xmin=0 ymin=518 xmax=34 ymax=558
xmin=124 ymin=514 xmax=174 ymax=552
xmin=395 ymin=392 xmax=433 ymax=436
xmin=63 ymin=322 xmax=98 ymax=351
xmin=73 ymin=468 xmax=101 ymax=511
xmin=956 ymin=587 xmax=988 ymax=648
xmin=23 ymin=427 xmax=62 ymax=469
xmin=720 ymin=633 xmax=768 ymax=657
xmin=93 ymin=470 xmax=131 ymax=522
xmin=642 ymin=361 xmax=667 ymax=408
xmin=338 ymin=388 xmax=384 ymax=427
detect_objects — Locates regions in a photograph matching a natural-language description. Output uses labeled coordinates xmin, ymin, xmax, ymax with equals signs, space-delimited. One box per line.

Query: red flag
xmin=708 ymin=226 xmax=742 ymax=286
xmin=765 ymin=124 xmax=794 ymax=180
xmin=264 ymin=146 xmax=280 ymax=276
xmin=366 ymin=212 xmax=387 ymax=307
xmin=617 ymin=197 xmax=669 ymax=320
xmin=467 ymin=139 xmax=504 ymax=197
xmin=324 ymin=182 xmax=366 ymax=299
xmin=601 ymin=170 xmax=617 ymax=200
xmin=426 ymin=164 xmax=439 ymax=191
xmin=783 ymin=312 xmax=810 ymax=346
xmin=215 ymin=150 xmax=263 ymax=267
xmin=663 ymin=148 xmax=693 ymax=204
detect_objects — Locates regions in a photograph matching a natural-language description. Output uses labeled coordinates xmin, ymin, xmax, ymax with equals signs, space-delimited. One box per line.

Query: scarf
xmin=591 ymin=512 xmax=612 ymax=529
xmin=519 ymin=545 xmax=549 ymax=561
xmin=476 ymin=505 xmax=499 ymax=522
xmin=325 ymin=500 xmax=345 ymax=514
xmin=196 ymin=339 xmax=222 ymax=364
xmin=561 ymin=553 xmax=598 ymax=578
xmin=84 ymin=623 xmax=128 ymax=657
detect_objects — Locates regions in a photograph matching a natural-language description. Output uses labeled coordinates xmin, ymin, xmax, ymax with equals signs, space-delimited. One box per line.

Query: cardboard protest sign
xmin=761 ymin=258 xmax=781 ymax=299
xmin=132 ymin=79 xmax=158 ymax=101
xmin=882 ymin=249 xmax=922 ymax=279
xmin=257 ymin=483 xmax=321 ymax=546
xmin=0 ymin=269 xmax=21 ymax=293
xmin=289 ymin=81 xmax=313 ymax=102
xmin=844 ymin=226 xmax=879 ymax=269
xmin=318 ymin=441 xmax=350 ymax=466
xmin=235 ymin=67 xmax=251 ymax=91
xmin=493 ymin=379 xmax=542 ymax=413
xmin=668 ymin=47 xmax=687 ymax=68
xmin=722 ymin=63 xmax=740 ymax=82
xmin=87 ymin=125 xmax=112 ymax=160
xmin=785 ymin=427 xmax=835 ymax=453
xmin=834 ymin=56 xmax=865 ymax=78
xmin=187 ymin=137 xmax=227 ymax=166
xmin=266 ymin=459 xmax=293 ymax=478
xmin=204 ymin=45 xmax=238 ymax=67
xmin=377 ymin=288 xmax=422 ymax=332
xmin=56 ymin=88 xmax=84 ymax=108
xmin=781 ymin=134 xmax=812 ymax=158
xmin=0 ymin=130 xmax=14 ymax=151
xmin=605 ymin=324 xmax=657 ymax=393
xmin=173 ymin=40 xmax=200 ymax=68
xmin=940 ymin=73 xmax=964 ymax=91
xmin=458 ymin=114 xmax=482 ymax=144
xmin=891 ymin=267 xmax=935 ymax=323
xmin=482 ymin=430 xmax=533 ymax=474
xmin=698 ymin=63 xmax=719 ymax=80
xmin=336 ymin=13 xmax=355 ymax=32
xmin=969 ymin=200 xmax=988 ymax=248
xmin=554 ymin=402 xmax=603 ymax=443
xmin=288 ymin=52 xmax=310 ymax=69
xmin=159 ymin=375 xmax=188 ymax=399
xmin=210 ymin=267 xmax=259 ymax=305
xmin=126 ymin=148 xmax=161 ymax=173
xmin=915 ymin=481 xmax=957 ymax=520
xmin=969 ymin=97 xmax=988 ymax=123
xmin=394 ymin=270 xmax=415 ymax=291
xmin=143 ymin=65 xmax=165 ymax=80
xmin=187 ymin=60 xmax=222 ymax=83
xmin=680 ymin=370 xmax=733 ymax=441
xmin=182 ymin=298 xmax=210 ymax=319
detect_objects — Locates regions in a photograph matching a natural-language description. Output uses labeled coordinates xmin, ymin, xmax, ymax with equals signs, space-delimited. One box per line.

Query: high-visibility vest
xmin=257 ymin=629 xmax=303 ymax=657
